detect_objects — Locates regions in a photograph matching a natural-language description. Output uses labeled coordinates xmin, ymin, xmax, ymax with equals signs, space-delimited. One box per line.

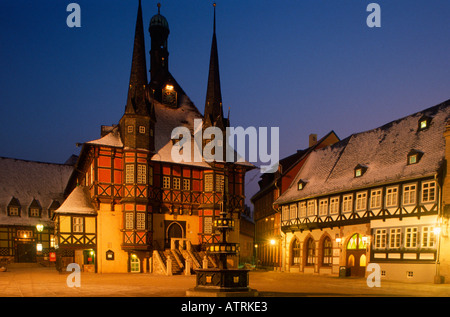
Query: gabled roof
xmin=0 ymin=157 xmax=73 ymax=225
xmin=54 ymin=186 xmax=96 ymax=215
xmin=275 ymin=99 xmax=450 ymax=205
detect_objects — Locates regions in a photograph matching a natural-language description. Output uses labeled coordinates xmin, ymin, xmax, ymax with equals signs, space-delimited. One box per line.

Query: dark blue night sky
xmin=1 ymin=0 xmax=449 ymax=203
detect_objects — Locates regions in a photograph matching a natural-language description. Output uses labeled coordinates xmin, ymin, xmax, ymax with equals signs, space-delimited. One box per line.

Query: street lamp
xmin=434 ymin=225 xmax=444 ymax=284
xmin=36 ymin=223 xmax=44 ymax=232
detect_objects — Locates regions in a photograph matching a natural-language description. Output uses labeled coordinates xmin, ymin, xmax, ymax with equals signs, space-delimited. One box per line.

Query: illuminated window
xmin=422 ymin=181 xmax=436 ymax=202
xmin=354 ymin=164 xmax=368 ymax=178
xmin=319 ymin=199 xmax=328 ymax=216
xmin=130 ymin=255 xmax=140 ymax=273
xmin=163 ymin=176 xmax=171 ymax=189
xmin=136 ymin=213 xmax=145 ymax=230
xmin=30 ymin=208 xmax=40 ymax=217
xmin=299 ymin=201 xmax=307 ymax=217
xmin=125 ymin=213 xmax=133 ymax=230
xmin=370 ymin=189 xmax=382 ymax=209
xmin=307 ymin=200 xmax=316 ymax=216
xmin=422 ymin=226 xmax=436 ymax=248
xmin=289 ymin=204 xmax=297 ymax=220
xmin=204 ymin=217 xmax=213 ymax=234
xmin=183 ymin=178 xmax=190 ymax=191
xmin=137 ymin=164 xmax=147 ymax=184
xmin=9 ymin=206 xmax=19 ymax=216
xmin=389 ymin=228 xmax=402 ymax=248
xmin=297 ymin=180 xmax=307 ymax=190
xmin=216 ymin=175 xmax=224 ymax=193
xmin=374 ymin=229 xmax=386 ymax=248
xmin=173 ymin=177 xmax=181 ymax=190
xmin=17 ymin=230 xmax=33 ymax=239
xmin=355 ymin=192 xmax=367 ymax=211
xmin=204 ymin=174 xmax=213 ymax=192
xmin=418 ymin=115 xmax=431 ymax=131
xmin=402 ymin=184 xmax=416 ymax=205
xmin=281 ymin=206 xmax=289 ymax=221
xmin=407 ymin=149 xmax=423 ymax=165
xmin=73 ymin=217 xmax=84 ymax=233
xmin=306 ymin=238 xmax=315 ymax=266
xmin=385 ymin=187 xmax=398 ymax=207
xmin=322 ymin=237 xmax=332 ymax=266
xmin=291 ymin=239 xmax=300 ymax=266
xmin=405 ymin=227 xmax=418 ymax=248
xmin=330 ymin=197 xmax=339 ymax=214
xmin=342 ymin=194 xmax=353 ymax=213
xmin=125 ymin=165 xmax=135 ymax=184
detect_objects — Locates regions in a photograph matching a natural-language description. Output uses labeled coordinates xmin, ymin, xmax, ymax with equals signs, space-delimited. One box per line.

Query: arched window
xmin=322 ymin=237 xmax=332 ymax=266
xmin=306 ymin=238 xmax=315 ymax=266
xmin=291 ymin=238 xmax=300 ymax=266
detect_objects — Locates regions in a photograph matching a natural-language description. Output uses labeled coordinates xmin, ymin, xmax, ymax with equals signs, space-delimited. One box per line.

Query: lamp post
xmin=434 ymin=226 xmax=443 ymax=284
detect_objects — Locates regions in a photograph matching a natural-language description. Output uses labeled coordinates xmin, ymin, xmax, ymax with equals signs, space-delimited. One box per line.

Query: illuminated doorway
xmin=130 ymin=254 xmax=140 ymax=273
xmin=346 ymin=233 xmax=367 ymax=277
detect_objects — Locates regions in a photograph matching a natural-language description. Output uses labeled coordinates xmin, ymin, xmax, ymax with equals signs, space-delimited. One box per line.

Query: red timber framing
xmin=121 ymin=150 xmax=151 ymax=251
xmin=198 ymin=162 xmax=246 ymax=245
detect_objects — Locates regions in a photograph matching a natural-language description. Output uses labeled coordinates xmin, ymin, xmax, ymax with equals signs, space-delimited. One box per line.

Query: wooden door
xmin=346 ymin=233 xmax=367 ymax=277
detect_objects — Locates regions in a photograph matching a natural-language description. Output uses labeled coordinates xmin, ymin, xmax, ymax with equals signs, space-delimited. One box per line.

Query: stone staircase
xmin=153 ymin=247 xmax=218 ymax=275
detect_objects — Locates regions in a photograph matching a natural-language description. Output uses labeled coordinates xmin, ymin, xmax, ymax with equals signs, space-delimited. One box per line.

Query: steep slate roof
xmin=0 ymin=157 xmax=73 ymax=226
xmin=275 ymin=99 xmax=450 ymax=205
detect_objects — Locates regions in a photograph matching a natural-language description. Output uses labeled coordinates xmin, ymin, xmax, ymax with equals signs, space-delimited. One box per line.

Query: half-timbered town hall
xmin=53 ymin=2 xmax=252 ymax=273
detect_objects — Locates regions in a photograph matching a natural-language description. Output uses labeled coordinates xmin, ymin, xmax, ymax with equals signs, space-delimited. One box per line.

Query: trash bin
xmin=339 ymin=266 xmax=350 ymax=277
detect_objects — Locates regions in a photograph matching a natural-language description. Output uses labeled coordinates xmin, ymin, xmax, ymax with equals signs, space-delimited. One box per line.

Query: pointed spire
xmin=125 ymin=0 xmax=148 ymax=115
xmin=204 ymin=2 xmax=225 ymax=128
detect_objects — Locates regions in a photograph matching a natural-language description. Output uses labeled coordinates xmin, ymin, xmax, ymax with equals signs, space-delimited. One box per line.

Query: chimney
xmin=309 ymin=134 xmax=318 ymax=147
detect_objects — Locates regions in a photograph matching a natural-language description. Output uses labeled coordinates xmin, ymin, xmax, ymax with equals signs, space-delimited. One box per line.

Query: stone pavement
xmin=1 ymin=264 xmax=450 ymax=297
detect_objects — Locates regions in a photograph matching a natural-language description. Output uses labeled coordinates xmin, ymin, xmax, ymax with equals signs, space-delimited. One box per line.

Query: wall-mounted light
xmin=434 ymin=227 xmax=441 ymax=236
xmin=36 ymin=223 xmax=44 ymax=232
xmin=270 ymin=239 xmax=276 ymax=246
xmin=36 ymin=243 xmax=43 ymax=252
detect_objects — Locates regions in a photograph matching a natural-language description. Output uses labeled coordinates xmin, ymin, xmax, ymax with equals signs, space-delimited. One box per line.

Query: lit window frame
xmin=421 ymin=181 xmax=436 ymax=203
xmin=385 ymin=186 xmax=399 ymax=207
xmin=402 ymin=183 xmax=417 ymax=205
xmin=342 ymin=194 xmax=353 ymax=213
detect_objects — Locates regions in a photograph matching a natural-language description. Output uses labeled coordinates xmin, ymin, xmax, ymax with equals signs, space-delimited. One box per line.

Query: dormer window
xmin=354 ymin=164 xmax=368 ymax=178
xmin=29 ymin=198 xmax=42 ymax=218
xmin=297 ymin=179 xmax=307 ymax=191
xmin=7 ymin=197 xmax=21 ymax=217
xmin=408 ymin=149 xmax=423 ymax=165
xmin=418 ymin=115 xmax=431 ymax=131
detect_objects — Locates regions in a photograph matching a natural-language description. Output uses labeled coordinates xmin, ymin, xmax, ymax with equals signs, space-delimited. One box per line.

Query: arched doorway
xmin=346 ymin=233 xmax=367 ymax=277
xmin=130 ymin=254 xmax=140 ymax=273
xmin=165 ymin=221 xmax=185 ymax=249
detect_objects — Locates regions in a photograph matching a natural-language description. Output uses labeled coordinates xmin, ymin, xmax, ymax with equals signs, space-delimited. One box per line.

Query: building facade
xmin=251 ymin=132 xmax=339 ymax=268
xmin=54 ymin=2 xmax=252 ymax=273
xmin=0 ymin=157 xmax=73 ymax=266
xmin=275 ymin=100 xmax=450 ymax=283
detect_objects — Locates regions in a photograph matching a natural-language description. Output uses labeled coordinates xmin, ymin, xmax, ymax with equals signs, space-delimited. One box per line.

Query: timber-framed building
xmin=274 ymin=100 xmax=450 ymax=283
xmin=53 ymin=2 xmax=252 ymax=273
